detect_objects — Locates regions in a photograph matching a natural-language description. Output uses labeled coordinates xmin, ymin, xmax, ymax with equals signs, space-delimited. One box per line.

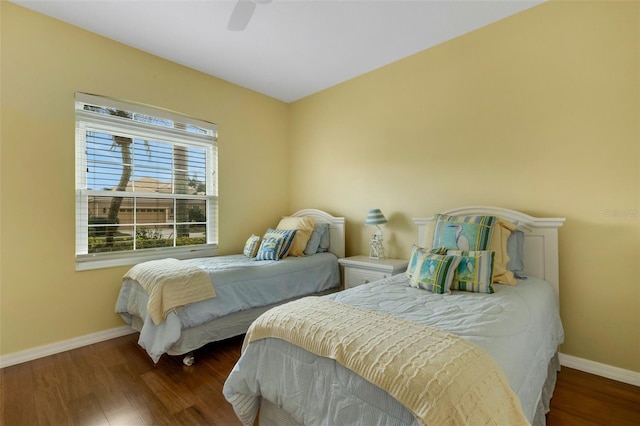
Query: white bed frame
xmin=413 ymin=206 xmax=565 ymax=296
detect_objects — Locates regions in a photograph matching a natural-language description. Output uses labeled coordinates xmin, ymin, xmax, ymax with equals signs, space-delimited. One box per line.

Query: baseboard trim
xmin=0 ymin=326 xmax=136 ymax=369
xmin=559 ymin=352 xmax=640 ymax=387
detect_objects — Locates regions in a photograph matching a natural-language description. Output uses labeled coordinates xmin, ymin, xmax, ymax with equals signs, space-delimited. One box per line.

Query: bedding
xmin=117 ymin=253 xmax=340 ymax=363
xmin=122 ymin=258 xmax=216 ymax=325
xmin=115 ymin=208 xmax=345 ymax=364
xmin=224 ymin=274 xmax=563 ymax=425
xmin=224 ymin=206 xmax=565 ymax=426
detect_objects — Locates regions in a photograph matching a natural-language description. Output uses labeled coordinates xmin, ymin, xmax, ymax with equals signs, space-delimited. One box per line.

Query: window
xmin=75 ymin=93 xmax=217 ymax=270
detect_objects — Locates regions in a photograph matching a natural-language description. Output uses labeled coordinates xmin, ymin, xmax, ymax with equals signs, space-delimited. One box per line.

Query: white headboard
xmin=413 ymin=206 xmax=565 ymax=295
xmin=291 ymin=209 xmax=345 ymax=259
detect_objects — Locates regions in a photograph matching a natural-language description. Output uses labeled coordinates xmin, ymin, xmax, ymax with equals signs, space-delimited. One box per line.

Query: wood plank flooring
xmin=1 ymin=333 xmax=638 ymax=425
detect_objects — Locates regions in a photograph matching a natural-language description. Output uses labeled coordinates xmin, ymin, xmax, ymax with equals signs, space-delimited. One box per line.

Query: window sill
xmin=76 ymin=244 xmax=218 ymax=271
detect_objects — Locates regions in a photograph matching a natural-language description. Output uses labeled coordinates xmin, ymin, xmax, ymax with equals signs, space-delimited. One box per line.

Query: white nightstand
xmin=338 ymin=255 xmax=409 ymax=289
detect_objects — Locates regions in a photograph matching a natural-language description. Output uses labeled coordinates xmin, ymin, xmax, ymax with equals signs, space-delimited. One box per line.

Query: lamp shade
xmin=365 ymin=209 xmax=388 ymax=226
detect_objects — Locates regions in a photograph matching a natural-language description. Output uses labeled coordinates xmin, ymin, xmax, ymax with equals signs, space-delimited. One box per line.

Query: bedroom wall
xmin=289 ymin=1 xmax=640 ymax=373
xmin=0 ymin=2 xmax=290 ymax=356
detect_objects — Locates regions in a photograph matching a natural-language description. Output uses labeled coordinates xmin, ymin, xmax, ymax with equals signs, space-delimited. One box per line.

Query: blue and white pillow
xmin=243 ymin=234 xmax=261 ymax=258
xmin=255 ymin=236 xmax=285 ymax=261
xmin=447 ymin=250 xmax=495 ymax=293
xmin=257 ymin=228 xmax=297 ymax=260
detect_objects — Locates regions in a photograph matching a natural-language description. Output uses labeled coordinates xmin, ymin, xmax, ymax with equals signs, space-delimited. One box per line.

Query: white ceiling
xmin=11 ymin=0 xmax=544 ymax=103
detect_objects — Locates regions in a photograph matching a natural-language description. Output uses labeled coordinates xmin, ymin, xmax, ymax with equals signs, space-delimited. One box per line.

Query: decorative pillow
xmin=407 ymin=252 xmax=461 ymax=294
xmin=277 ymin=216 xmax=315 ymax=257
xmin=431 ymin=214 xmax=497 ymax=252
xmin=261 ymin=228 xmax=297 ymax=259
xmin=243 ymin=234 xmax=261 ymax=258
xmin=406 ymin=245 xmax=448 ymax=280
xmin=507 ymin=229 xmax=525 ymax=276
xmin=488 ymin=218 xmax=517 ymax=285
xmin=304 ymin=222 xmax=329 ymax=255
xmin=255 ymin=236 xmax=286 ymax=261
xmin=447 ymin=250 xmax=496 ymax=293
xmin=318 ymin=225 xmax=331 ymax=253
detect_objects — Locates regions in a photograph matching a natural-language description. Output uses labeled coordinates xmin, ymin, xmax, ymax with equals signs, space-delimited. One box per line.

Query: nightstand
xmin=338 ymin=255 xmax=409 ymax=289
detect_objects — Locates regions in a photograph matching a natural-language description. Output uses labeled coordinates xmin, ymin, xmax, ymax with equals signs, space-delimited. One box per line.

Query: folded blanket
xmin=123 ymin=258 xmax=216 ymax=325
xmin=242 ymin=297 xmax=529 ymax=426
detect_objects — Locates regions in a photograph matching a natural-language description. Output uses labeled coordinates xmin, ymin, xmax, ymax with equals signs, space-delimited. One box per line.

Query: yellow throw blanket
xmin=123 ymin=258 xmax=216 ymax=325
xmin=244 ymin=297 xmax=529 ymax=426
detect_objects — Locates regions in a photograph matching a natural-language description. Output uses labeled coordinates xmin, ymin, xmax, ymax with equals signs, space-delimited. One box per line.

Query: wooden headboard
xmin=413 ymin=206 xmax=565 ymax=296
xmin=291 ymin=209 xmax=345 ymax=259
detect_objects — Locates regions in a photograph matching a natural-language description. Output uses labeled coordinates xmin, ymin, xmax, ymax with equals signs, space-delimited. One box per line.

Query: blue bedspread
xmin=115 ymin=253 xmax=340 ymax=362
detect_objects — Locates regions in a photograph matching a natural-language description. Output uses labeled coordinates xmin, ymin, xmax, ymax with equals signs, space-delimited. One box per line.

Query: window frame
xmin=75 ymin=93 xmax=218 ymax=271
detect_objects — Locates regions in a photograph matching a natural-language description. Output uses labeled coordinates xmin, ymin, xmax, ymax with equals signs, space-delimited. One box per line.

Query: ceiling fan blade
xmin=227 ymin=0 xmax=256 ymax=31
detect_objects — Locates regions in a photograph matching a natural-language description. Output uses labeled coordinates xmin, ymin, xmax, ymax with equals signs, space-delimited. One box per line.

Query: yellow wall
xmin=1 ymin=1 xmax=639 ymax=375
xmin=289 ymin=1 xmax=639 ymax=372
xmin=0 ymin=2 xmax=290 ymax=355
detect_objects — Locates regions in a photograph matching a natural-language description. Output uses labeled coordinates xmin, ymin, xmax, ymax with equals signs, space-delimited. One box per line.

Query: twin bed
xmin=115 ymin=209 xmax=345 ymax=364
xmin=116 ymin=205 xmax=565 ymax=425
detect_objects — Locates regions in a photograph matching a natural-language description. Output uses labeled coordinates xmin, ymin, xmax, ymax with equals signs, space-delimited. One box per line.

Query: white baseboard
xmin=559 ymin=352 xmax=640 ymax=387
xmin=0 ymin=326 xmax=136 ymax=369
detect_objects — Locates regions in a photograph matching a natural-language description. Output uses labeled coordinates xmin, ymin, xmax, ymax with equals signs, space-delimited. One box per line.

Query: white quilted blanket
xmin=123 ymin=258 xmax=216 ymax=325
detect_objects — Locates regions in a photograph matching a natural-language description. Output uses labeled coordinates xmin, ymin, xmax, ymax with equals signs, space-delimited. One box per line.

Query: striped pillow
xmin=243 ymin=234 xmax=261 ymax=258
xmin=407 ymin=252 xmax=461 ymax=294
xmin=262 ymin=228 xmax=297 ymax=259
xmin=255 ymin=236 xmax=285 ymax=261
xmin=447 ymin=250 xmax=496 ymax=293
xmin=432 ymin=214 xmax=497 ymax=251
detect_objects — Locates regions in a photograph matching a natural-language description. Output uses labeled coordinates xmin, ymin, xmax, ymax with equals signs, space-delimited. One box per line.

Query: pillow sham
xmin=447 ymin=250 xmax=495 ymax=293
xmin=318 ymin=224 xmax=330 ymax=253
xmin=407 ymin=252 xmax=461 ymax=294
xmin=243 ymin=234 xmax=261 ymax=258
xmin=261 ymin=228 xmax=297 ymax=259
xmin=431 ymin=214 xmax=497 ymax=252
xmin=277 ymin=216 xmax=315 ymax=257
xmin=488 ymin=218 xmax=517 ymax=285
xmin=507 ymin=229 xmax=525 ymax=276
xmin=304 ymin=222 xmax=329 ymax=255
xmin=255 ymin=236 xmax=286 ymax=261
xmin=405 ymin=245 xmax=447 ymax=281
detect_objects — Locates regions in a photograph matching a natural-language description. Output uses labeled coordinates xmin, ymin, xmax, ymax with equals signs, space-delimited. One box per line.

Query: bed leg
xmin=183 ymin=352 xmax=195 ymax=366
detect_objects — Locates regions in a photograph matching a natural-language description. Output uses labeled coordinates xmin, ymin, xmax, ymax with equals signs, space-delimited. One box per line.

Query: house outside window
xmin=75 ymin=93 xmax=217 ymax=270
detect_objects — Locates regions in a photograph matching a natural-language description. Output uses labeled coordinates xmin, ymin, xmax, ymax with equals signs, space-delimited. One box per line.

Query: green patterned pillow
xmin=407 ymin=252 xmax=461 ymax=294
xmin=406 ymin=245 xmax=448 ymax=280
xmin=262 ymin=228 xmax=297 ymax=259
xmin=432 ymin=214 xmax=497 ymax=251
xmin=243 ymin=234 xmax=261 ymax=258
xmin=448 ymin=250 xmax=496 ymax=293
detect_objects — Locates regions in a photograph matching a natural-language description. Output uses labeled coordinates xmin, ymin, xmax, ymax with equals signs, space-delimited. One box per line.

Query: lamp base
xmin=369 ymin=235 xmax=385 ymax=260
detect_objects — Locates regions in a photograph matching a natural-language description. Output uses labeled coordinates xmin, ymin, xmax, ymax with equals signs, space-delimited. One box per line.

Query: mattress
xmin=115 ymin=252 xmax=340 ymax=362
xmin=224 ymin=274 xmax=564 ymax=425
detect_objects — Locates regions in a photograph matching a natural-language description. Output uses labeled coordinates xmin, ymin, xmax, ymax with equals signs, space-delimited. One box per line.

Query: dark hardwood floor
xmin=1 ymin=333 xmax=638 ymax=425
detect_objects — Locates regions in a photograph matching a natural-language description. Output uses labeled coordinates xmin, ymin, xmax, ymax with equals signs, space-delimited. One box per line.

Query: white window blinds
xmin=75 ymin=93 xmax=218 ymax=270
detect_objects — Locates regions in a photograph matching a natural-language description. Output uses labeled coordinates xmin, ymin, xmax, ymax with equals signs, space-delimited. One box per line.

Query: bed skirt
xmin=129 ymin=287 xmax=340 ymax=356
xmin=256 ymin=352 xmax=561 ymax=426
